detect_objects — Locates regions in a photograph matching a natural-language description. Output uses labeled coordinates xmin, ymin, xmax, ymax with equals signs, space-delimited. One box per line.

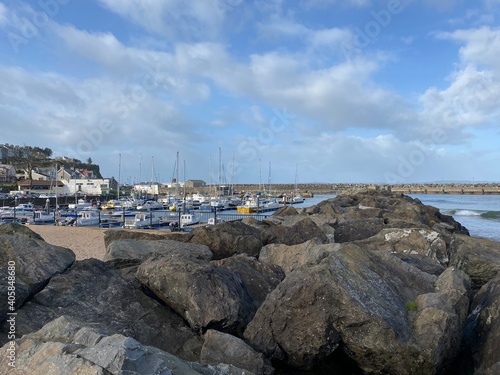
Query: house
xmin=0 ymin=164 xmax=16 ymax=183
xmin=17 ymin=179 xmax=65 ymax=194
xmin=184 ymin=179 xmax=206 ymax=188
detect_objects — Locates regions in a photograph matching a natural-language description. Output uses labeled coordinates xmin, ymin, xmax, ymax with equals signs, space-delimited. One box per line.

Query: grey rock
xmin=260 ymin=217 xmax=328 ymax=246
xmin=459 ymin=274 xmax=500 ymax=375
xmin=245 ymin=243 xmax=465 ymax=374
xmin=104 ymin=238 xmax=213 ymax=263
xmin=0 ymin=223 xmax=75 ymax=323
xmin=449 ymin=234 xmax=500 ymax=290
xmin=333 ymin=217 xmax=385 ymax=243
xmin=137 ymin=255 xmax=255 ymax=335
xmin=0 ymin=315 xmax=216 ymax=375
xmin=201 ymin=329 xmax=272 ymax=375
xmin=104 ymin=228 xmax=191 ymax=248
xmin=2 ymin=259 xmax=201 ymax=361
xmin=259 ymin=239 xmax=340 ymax=275
xmin=356 ymin=227 xmax=449 ymax=266
xmin=189 ymin=221 xmax=263 ymax=260
xmin=212 ymin=254 xmax=285 ymax=311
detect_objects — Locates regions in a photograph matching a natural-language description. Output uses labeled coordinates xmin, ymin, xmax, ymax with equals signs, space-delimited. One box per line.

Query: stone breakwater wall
xmin=229 ymin=183 xmax=500 ymax=195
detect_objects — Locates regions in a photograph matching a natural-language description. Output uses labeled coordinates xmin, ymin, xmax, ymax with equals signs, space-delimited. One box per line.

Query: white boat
xmin=27 ymin=211 xmax=55 ymax=224
xmin=1 ymin=203 xmax=36 ymax=220
xmin=125 ymin=210 xmax=164 ymax=229
xmin=137 ymin=200 xmax=163 ymax=211
xmin=68 ymin=199 xmax=92 ymax=210
xmin=180 ymin=212 xmax=200 ymax=228
xmin=76 ymin=208 xmax=100 ymax=226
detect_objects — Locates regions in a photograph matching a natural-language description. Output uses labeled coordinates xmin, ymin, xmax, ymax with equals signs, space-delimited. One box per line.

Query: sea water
xmin=410 ymin=194 xmax=500 ymax=242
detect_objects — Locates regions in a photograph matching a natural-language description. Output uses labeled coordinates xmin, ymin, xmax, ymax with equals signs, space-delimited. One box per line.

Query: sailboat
xmin=292 ymin=164 xmax=305 ymax=203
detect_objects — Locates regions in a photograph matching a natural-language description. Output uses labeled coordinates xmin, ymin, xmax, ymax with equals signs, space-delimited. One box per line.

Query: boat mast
xmin=268 ymin=161 xmax=272 ymax=194
xmin=175 ymin=151 xmax=179 ymax=198
xmin=218 ymin=147 xmax=222 ymax=196
xmin=118 ymin=153 xmax=121 ymax=200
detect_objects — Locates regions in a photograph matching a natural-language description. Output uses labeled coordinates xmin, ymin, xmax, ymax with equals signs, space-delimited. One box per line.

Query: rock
xmin=458 ymin=274 xmax=500 ymax=375
xmin=104 ymin=238 xmax=213 ymax=263
xmin=449 ymin=234 xmax=500 ymax=290
xmin=104 ymin=238 xmax=213 ymax=283
xmin=0 ymin=315 xmax=232 ymax=375
xmin=200 ymin=329 xmax=272 ymax=375
xmin=104 ymin=228 xmax=191 ymax=248
xmin=356 ymin=227 xmax=449 ymax=266
xmin=0 ymin=223 xmax=75 ymax=323
xmin=189 ymin=221 xmax=263 ymax=260
xmin=213 ymin=254 xmax=285 ymax=310
xmin=259 ymin=239 xmax=340 ymax=275
xmin=245 ymin=243 xmax=466 ymax=374
xmin=272 ymin=205 xmax=299 ymax=217
xmin=412 ymin=268 xmax=471 ymax=373
xmin=260 ymin=217 xmax=328 ymax=245
xmin=333 ymin=217 xmax=385 ymax=243
xmin=136 ymin=255 xmax=255 ymax=335
xmin=1 ymin=259 xmax=201 ymax=360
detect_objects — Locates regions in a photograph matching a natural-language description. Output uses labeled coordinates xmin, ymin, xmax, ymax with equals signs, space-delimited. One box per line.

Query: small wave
xmin=453 ymin=209 xmax=482 ymax=216
xmin=443 ymin=209 xmax=500 ymax=220
xmin=481 ymin=211 xmax=500 ymax=220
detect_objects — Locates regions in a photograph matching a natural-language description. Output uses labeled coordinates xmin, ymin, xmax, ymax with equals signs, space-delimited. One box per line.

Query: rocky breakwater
xmin=0 ymin=191 xmax=499 ymax=375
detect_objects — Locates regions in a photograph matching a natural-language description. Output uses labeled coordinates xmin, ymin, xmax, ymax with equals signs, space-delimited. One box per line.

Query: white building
xmin=62 ymin=178 xmax=111 ymax=196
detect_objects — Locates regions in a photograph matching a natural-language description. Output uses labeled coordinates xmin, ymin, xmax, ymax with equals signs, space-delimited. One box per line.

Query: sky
xmin=1 ymin=0 xmax=500 ymax=185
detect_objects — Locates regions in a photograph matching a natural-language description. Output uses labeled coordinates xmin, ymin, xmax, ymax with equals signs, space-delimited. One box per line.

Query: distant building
xmin=133 ymin=182 xmax=160 ymax=197
xmin=184 ymin=179 xmax=206 ymax=188
xmin=17 ymin=179 xmax=65 ymax=194
xmin=0 ymin=164 xmax=16 ymax=182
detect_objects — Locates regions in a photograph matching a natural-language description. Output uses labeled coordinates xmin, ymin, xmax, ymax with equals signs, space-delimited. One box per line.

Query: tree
xmin=87 ymin=157 xmax=93 ymax=164
xmin=9 ymin=145 xmax=53 ymax=183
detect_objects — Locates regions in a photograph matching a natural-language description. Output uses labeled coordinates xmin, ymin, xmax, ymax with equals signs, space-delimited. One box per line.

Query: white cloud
xmin=96 ymin=0 xmax=227 ymax=40
xmin=438 ymin=27 xmax=500 ymax=70
xmin=0 ymin=2 xmax=7 ymax=26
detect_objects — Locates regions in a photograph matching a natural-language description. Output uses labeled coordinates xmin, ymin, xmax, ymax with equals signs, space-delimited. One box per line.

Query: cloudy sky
xmin=1 ymin=0 xmax=500 ymax=184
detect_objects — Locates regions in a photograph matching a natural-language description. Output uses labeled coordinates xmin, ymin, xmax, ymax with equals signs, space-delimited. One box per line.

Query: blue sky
xmin=1 ymin=0 xmax=500 ymax=184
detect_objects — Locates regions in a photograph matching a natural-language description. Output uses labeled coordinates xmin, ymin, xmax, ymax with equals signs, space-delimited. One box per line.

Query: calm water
xmin=409 ymin=194 xmax=500 ymax=242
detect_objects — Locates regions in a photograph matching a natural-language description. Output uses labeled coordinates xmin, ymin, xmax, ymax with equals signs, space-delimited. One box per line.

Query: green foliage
xmin=405 ymin=301 xmax=418 ymax=311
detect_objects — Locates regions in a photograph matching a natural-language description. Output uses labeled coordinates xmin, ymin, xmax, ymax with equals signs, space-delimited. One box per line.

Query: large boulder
xmin=0 ymin=223 xmax=75 ymax=322
xmin=213 ymin=254 xmax=285 ymax=310
xmin=200 ymin=329 xmax=272 ymax=375
xmin=103 ymin=228 xmax=191 ymax=248
xmin=104 ymin=238 xmax=213 ymax=263
xmin=356 ymin=227 xmax=449 ymax=266
xmin=1 ymin=259 xmax=201 ymax=360
xmin=333 ymin=217 xmax=385 ymax=243
xmin=449 ymin=234 xmax=500 ymax=290
xmin=260 ymin=217 xmax=328 ymax=245
xmin=0 ymin=316 xmax=244 ymax=375
xmin=189 ymin=221 xmax=263 ymax=260
xmin=245 ymin=243 xmax=468 ymax=374
xmin=136 ymin=255 xmax=255 ymax=335
xmin=259 ymin=239 xmax=340 ymax=275
xmin=457 ymin=274 xmax=500 ymax=375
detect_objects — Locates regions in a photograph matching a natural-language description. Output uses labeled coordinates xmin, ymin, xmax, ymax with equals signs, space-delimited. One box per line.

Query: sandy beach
xmin=28 ymin=225 xmax=107 ymax=260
